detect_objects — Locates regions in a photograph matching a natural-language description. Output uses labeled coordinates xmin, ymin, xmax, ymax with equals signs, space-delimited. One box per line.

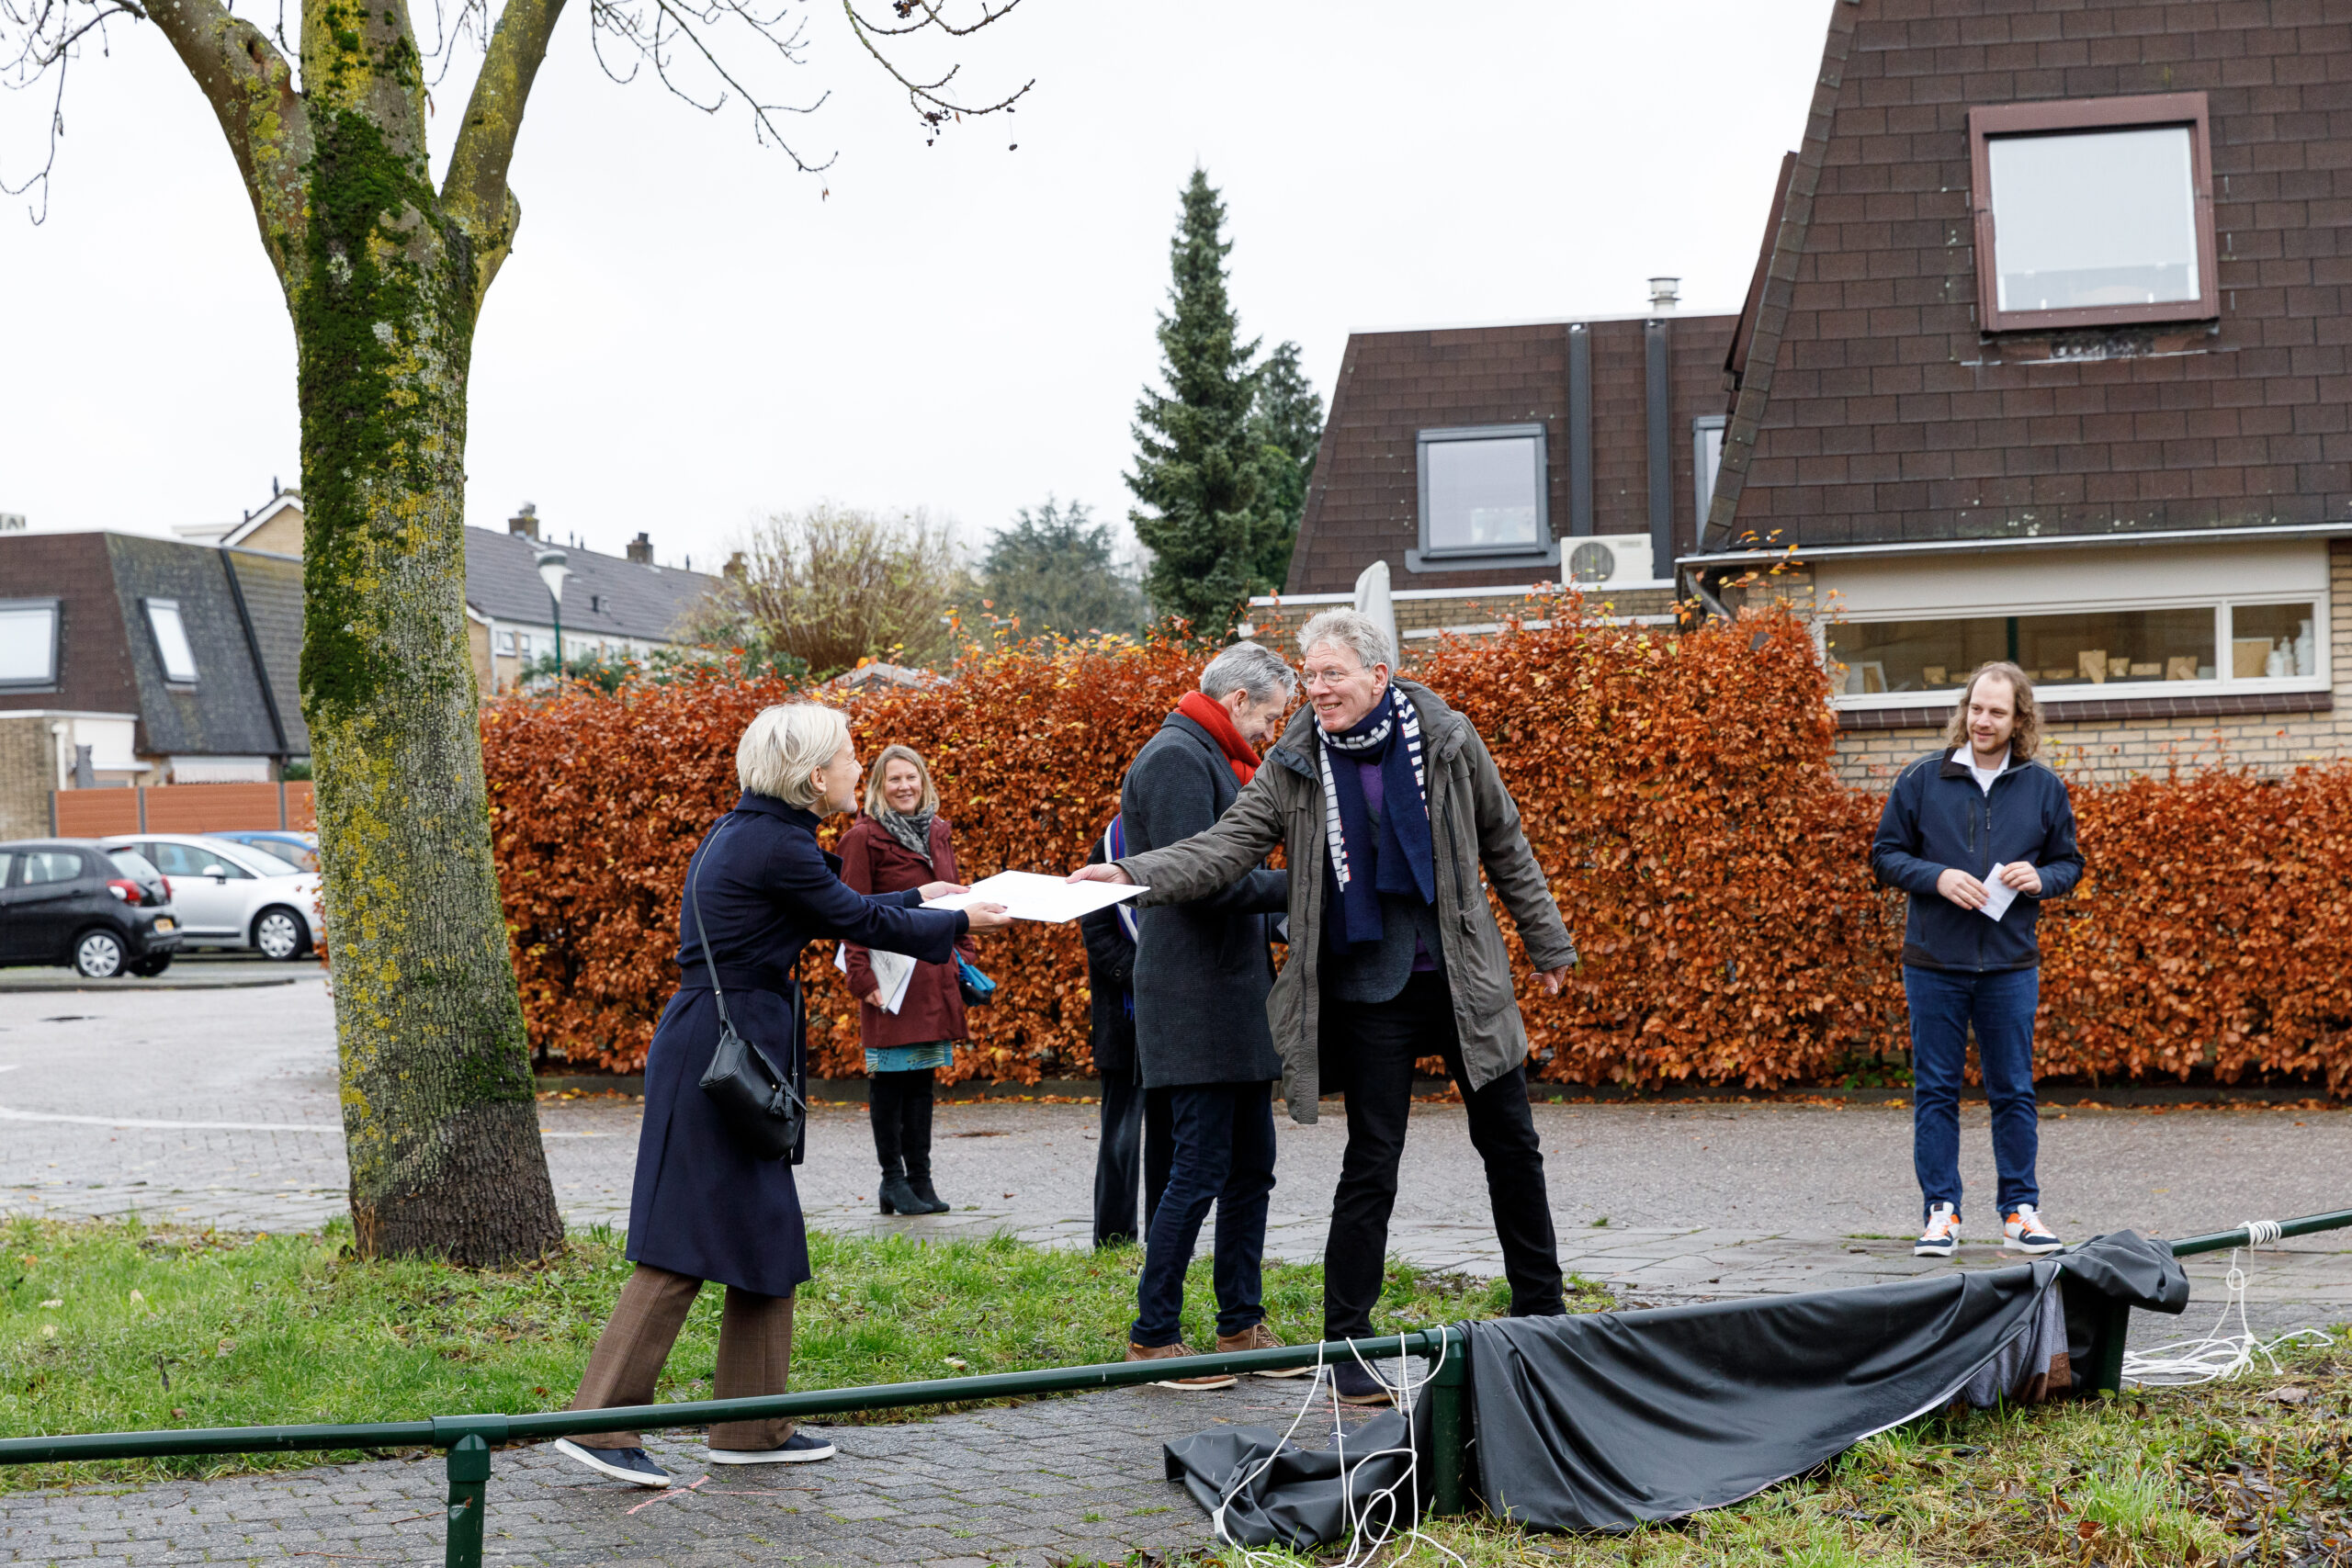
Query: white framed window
xmin=142 ymin=598 xmax=199 ymax=684
xmin=1408 ymin=423 xmax=1558 ymax=572
xmin=1692 ymin=416 xmax=1726 ymax=521
xmin=0 ymin=598 xmax=61 ymax=690
xmin=1826 ymin=594 xmax=2325 ymax=705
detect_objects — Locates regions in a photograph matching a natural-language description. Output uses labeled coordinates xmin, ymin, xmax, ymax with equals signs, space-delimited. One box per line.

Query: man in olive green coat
xmin=1073 ymin=607 xmax=1577 ymax=1404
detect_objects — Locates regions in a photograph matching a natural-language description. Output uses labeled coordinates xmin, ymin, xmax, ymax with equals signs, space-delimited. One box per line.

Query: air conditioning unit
xmin=1560 ymin=534 xmax=1670 ymax=592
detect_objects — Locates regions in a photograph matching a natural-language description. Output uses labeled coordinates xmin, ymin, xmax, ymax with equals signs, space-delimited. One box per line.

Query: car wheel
xmin=74 ymin=930 xmax=127 ymax=979
xmin=254 ymin=908 xmax=308 ymax=961
xmin=128 ymin=953 xmax=174 ymax=978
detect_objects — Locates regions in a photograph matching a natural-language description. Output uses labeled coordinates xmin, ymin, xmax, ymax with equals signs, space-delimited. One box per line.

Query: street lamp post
xmin=534 ymin=547 xmax=570 ymax=679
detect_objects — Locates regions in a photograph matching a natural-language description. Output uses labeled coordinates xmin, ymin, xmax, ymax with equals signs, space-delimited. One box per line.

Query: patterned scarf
xmin=1315 ymin=682 xmax=1434 ymax=949
xmin=875 ymin=807 xmax=937 ymax=865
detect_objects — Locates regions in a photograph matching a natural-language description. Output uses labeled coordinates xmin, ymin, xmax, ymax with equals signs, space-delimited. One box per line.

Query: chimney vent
xmin=1647 ymin=276 xmax=1681 ymax=312
xmin=627 ymin=531 xmax=653 ymax=565
xmin=725 ymin=551 xmax=747 ymax=581
xmin=508 ymin=502 xmax=539 ymax=540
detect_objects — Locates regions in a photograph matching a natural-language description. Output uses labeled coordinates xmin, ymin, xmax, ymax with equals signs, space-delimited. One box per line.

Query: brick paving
xmin=4 ymin=977 xmax=2350 ymax=1562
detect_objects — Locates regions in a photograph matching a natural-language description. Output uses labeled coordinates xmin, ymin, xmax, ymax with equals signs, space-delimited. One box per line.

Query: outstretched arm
xmin=1072 ymin=769 xmax=1288 ymax=905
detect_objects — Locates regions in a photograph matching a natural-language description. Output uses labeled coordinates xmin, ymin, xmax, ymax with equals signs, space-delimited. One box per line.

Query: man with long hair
xmin=1871 ymin=661 xmax=2083 ymax=1260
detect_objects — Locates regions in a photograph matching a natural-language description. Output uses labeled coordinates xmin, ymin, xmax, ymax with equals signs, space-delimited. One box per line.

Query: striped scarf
xmin=1315 ymin=682 xmax=1434 ymax=949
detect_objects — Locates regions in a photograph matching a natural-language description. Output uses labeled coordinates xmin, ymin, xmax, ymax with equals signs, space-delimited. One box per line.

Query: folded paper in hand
xmin=923 ymin=870 xmax=1148 ymax=924
xmin=1978 ymin=864 xmax=2018 ymax=923
xmin=833 ymin=942 xmax=915 ymax=1014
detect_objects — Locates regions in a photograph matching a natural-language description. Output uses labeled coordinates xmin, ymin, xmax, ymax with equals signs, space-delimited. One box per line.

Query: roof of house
xmin=1288 ymin=313 xmax=1739 ymax=596
xmin=460 ymin=527 xmax=720 ymax=643
xmin=1702 ymin=0 xmax=2352 ymax=557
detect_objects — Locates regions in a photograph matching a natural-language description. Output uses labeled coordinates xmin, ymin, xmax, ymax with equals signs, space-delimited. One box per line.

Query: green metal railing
xmin=6 ymin=1207 xmax=2348 ymax=1567
xmin=0 ymin=1326 xmax=1469 ymax=1568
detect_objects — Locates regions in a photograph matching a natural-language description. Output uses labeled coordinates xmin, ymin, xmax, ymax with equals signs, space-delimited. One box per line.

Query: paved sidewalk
xmin=5 ymin=982 xmax=2350 ymax=1564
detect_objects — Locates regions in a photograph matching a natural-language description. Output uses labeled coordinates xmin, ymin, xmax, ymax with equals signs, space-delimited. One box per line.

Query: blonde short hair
xmin=1944 ymin=661 xmax=2041 ymax=761
xmin=738 ymin=704 xmax=851 ymax=807
xmin=864 ymin=744 xmax=940 ymax=817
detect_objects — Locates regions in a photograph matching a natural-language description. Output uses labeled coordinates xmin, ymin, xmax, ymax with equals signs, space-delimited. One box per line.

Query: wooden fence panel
xmin=142 ymin=784 xmax=285 ymax=833
xmin=52 ymin=789 xmax=140 ymax=838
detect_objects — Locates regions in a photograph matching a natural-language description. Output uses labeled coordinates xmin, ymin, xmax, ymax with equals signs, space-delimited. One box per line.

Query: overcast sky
xmin=0 ymin=0 xmax=1837 ymax=571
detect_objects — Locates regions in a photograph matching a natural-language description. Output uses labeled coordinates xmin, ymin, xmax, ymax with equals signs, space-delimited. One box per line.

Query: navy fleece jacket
xmin=1869 ymin=750 xmax=2084 ymax=973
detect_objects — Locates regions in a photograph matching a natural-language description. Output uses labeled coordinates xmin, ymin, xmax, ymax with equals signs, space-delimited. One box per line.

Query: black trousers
xmin=1092 ymin=1070 xmax=1172 ymax=1247
xmin=1321 ymin=969 xmax=1564 ymax=1340
xmin=868 ymin=1068 xmax=936 ymax=1179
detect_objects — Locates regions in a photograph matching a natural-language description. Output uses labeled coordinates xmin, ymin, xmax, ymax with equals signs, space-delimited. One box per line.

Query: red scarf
xmin=1178 ymin=691 xmax=1261 ymax=785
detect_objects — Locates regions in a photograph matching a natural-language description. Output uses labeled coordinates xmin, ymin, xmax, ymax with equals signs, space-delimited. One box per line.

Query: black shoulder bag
xmin=688 ymin=818 xmax=806 ymax=1161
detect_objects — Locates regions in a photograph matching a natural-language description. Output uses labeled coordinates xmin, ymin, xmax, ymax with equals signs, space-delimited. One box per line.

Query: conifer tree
xmin=1127 ymin=168 xmax=1266 ymax=637
xmin=1249 ymin=340 xmax=1325 ymax=593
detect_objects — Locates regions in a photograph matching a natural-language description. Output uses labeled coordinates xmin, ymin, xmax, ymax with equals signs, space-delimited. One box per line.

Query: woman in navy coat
xmin=559 ymin=703 xmax=1010 ymax=1487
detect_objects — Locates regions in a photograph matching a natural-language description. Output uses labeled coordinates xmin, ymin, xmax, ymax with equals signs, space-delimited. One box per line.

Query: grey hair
xmin=1199 ymin=641 xmax=1298 ymax=705
xmin=1296 ymin=607 xmax=1395 ymax=674
xmin=737 ymin=703 xmax=851 ymax=808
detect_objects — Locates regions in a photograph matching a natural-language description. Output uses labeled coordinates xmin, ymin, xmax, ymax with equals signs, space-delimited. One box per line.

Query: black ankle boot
xmin=879 ymin=1170 xmax=922 ymax=1222
xmin=907 ymin=1173 xmax=950 ymax=1214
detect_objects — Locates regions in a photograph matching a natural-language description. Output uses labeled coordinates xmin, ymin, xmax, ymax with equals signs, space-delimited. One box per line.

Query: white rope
xmin=2121 ymin=1229 xmax=2331 ymax=1387
xmin=1213 ymin=1334 xmax=1467 ymax=1568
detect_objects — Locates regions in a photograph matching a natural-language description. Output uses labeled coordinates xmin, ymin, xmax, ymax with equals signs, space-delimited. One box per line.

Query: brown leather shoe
xmin=1125 ymin=1340 xmax=1237 ymax=1390
xmin=1216 ymin=1322 xmax=1312 ymax=1378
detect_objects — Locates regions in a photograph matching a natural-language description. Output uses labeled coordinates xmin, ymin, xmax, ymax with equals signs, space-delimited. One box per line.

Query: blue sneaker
xmin=708 ymin=1429 xmax=836 ymax=1464
xmin=1327 ymin=1359 xmax=1396 ymax=1406
xmin=552 ymin=1438 xmax=673 ymax=1486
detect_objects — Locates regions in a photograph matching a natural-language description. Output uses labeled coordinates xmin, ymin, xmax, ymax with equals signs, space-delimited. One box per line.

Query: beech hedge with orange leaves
xmin=483 ymin=607 xmax=2352 ymax=1092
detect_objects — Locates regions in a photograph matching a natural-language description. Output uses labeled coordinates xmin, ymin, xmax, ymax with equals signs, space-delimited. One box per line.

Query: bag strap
xmin=687 ymin=814 xmax=741 ymax=1041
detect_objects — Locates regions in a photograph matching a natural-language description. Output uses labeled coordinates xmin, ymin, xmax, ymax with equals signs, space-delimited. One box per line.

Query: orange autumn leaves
xmin=482 ymin=608 xmax=2352 ymax=1093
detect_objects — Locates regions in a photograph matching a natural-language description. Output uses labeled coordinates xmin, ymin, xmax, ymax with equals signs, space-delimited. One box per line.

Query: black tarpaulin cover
xmin=1162 ymin=1393 xmax=1432 ymax=1550
xmin=1468 ymin=1231 xmax=2188 ymax=1532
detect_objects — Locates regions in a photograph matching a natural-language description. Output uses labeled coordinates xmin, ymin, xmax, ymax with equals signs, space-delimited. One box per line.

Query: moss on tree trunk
xmin=292 ymin=107 xmax=562 ymax=1266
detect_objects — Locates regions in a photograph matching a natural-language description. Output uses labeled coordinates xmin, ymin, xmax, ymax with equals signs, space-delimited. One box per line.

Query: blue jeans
xmin=1129 ymin=1082 xmax=1276 ymax=1348
xmin=1905 ymin=964 xmax=2041 ymax=1223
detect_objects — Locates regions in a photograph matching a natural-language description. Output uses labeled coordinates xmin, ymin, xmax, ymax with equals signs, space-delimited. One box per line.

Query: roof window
xmin=143 ymin=598 xmax=199 ymax=684
xmin=1969 ymin=93 xmax=2217 ymax=333
xmin=0 ymin=599 xmax=60 ymax=690
xmin=1408 ymin=423 xmax=1559 ymax=573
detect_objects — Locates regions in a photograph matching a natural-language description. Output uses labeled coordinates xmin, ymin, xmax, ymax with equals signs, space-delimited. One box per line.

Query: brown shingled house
xmin=1692 ymin=0 xmax=2352 ymax=781
xmin=1268 ymin=293 xmax=1738 ymax=643
xmin=1291 ymin=0 xmax=2352 ymax=782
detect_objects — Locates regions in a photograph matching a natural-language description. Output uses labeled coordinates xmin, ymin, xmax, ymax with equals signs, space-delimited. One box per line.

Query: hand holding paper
xmin=925 ymin=870 xmax=1148 ymax=924
xmin=1976 ymin=864 xmax=2018 ymax=922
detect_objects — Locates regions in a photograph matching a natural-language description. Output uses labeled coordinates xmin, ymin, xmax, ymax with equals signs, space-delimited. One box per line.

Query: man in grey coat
xmin=1075 ymin=609 xmax=1577 ymax=1404
xmin=1116 ymin=642 xmax=1298 ymax=1388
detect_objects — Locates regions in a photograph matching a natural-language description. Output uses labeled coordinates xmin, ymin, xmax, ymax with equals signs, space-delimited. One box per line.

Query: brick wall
xmin=0 ymin=716 xmax=53 ymax=840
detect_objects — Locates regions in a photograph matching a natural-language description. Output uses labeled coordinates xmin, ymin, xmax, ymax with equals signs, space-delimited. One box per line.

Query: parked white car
xmin=97 ymin=834 xmax=323 ymax=960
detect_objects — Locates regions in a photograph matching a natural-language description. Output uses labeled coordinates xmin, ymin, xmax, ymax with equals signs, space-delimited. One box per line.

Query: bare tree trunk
xmin=292 ymin=106 xmax=562 ymax=1264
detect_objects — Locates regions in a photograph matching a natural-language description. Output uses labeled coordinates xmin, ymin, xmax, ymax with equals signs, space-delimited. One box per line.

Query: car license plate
xmin=153 ymin=918 xmax=175 ymax=931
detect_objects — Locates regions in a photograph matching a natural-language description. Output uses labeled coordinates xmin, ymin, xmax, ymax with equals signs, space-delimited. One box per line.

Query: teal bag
xmin=956 ymin=955 xmax=997 ymax=1008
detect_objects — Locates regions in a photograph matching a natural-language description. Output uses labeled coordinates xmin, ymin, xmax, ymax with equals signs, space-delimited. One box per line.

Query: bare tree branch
xmin=842 ymin=0 xmax=1028 ymax=140
xmin=585 ymin=0 xmax=831 ymax=172
xmin=441 ymin=0 xmax=565 ymax=301
xmin=0 ymin=0 xmax=145 ymax=220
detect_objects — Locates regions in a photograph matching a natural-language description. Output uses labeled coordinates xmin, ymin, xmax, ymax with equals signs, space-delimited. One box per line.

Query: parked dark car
xmin=0 ymin=840 xmax=181 ymax=978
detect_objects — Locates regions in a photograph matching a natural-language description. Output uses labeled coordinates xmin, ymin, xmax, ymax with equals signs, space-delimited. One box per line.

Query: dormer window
xmin=1970 ymin=93 xmax=2218 ymax=333
xmin=143 ymin=598 xmax=199 ymax=684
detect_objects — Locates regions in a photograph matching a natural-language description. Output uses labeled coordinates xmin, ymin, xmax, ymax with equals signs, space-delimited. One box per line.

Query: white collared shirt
xmin=1951 ymin=747 xmax=2009 ymax=795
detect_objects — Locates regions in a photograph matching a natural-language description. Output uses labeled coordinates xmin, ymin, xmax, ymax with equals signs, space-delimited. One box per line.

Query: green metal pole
xmin=444 ymin=1434 xmax=488 ymax=1568
xmin=2088 ymin=1298 xmax=2132 ymax=1395
xmin=1429 ymin=1324 xmax=1468 ymax=1516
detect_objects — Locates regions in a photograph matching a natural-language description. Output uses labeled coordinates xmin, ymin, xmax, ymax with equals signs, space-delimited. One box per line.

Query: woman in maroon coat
xmin=839 ymin=744 xmax=978 ymax=1216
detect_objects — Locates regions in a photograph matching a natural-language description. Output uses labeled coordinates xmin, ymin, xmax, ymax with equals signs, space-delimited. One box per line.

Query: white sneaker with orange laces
xmin=2005 ymin=1204 xmax=2062 ymax=1255
xmin=1915 ymin=1202 xmax=1961 ymax=1258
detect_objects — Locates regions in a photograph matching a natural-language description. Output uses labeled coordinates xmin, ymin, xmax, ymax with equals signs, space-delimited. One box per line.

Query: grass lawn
xmin=0 ymin=1213 xmax=1605 ymax=1493
xmin=1152 ymin=1331 xmax=2352 ymax=1568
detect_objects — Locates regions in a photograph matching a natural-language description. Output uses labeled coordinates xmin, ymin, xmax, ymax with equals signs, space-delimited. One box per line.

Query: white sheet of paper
xmin=923 ymin=870 xmax=1148 ymax=925
xmin=833 ymin=942 xmax=916 ymax=1014
xmin=1978 ymin=864 xmax=2018 ymax=922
